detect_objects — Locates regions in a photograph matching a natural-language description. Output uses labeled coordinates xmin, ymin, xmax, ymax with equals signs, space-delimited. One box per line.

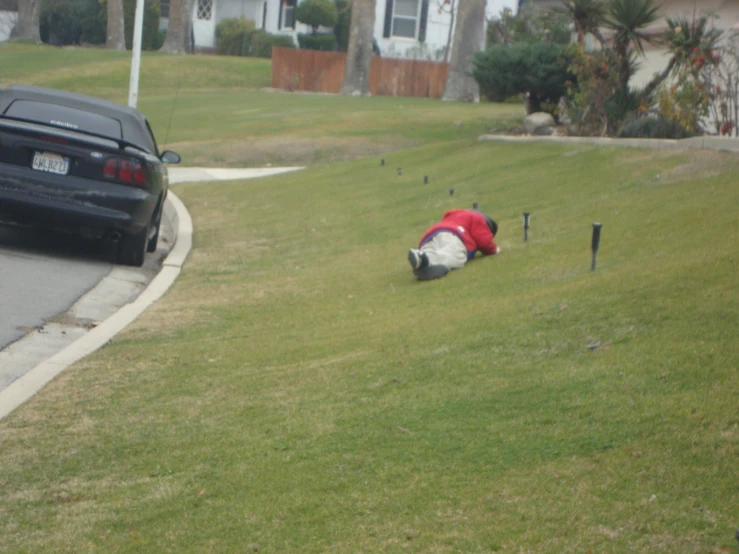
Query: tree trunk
xmin=106 ymin=0 xmax=126 ymax=50
xmin=640 ymin=57 xmax=676 ymax=102
xmin=441 ymin=0 xmax=485 ymax=103
xmin=11 ymin=0 xmax=41 ymax=42
xmin=340 ymin=0 xmax=376 ymax=96
xmin=160 ymin=0 xmax=192 ymax=54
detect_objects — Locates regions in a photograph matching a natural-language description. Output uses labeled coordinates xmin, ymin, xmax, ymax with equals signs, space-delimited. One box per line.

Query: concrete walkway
xmin=0 ymin=166 xmax=303 ymax=420
xmin=168 ymin=166 xmax=303 ymax=185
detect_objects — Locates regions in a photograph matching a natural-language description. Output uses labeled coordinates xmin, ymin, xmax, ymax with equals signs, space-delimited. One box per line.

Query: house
xmin=519 ymin=0 xmax=739 ymax=88
xmin=186 ymin=0 xmax=461 ymax=60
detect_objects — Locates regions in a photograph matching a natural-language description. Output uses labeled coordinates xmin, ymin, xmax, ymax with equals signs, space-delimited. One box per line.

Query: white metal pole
xmin=128 ymin=0 xmax=145 ymax=108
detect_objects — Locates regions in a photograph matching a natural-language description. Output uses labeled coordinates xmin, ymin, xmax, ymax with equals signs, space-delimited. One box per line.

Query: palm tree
xmin=640 ymin=14 xmax=723 ymax=102
xmin=106 ymin=0 xmax=126 ymax=50
xmin=340 ymin=0 xmax=376 ymax=96
xmin=604 ymin=0 xmax=660 ymax=89
xmin=442 ymin=0 xmax=486 ymax=102
xmin=558 ymin=0 xmax=607 ymax=47
xmin=11 ymin=0 xmax=41 ymax=42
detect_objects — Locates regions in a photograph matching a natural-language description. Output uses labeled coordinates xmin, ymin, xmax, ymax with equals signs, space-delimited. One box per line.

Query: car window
xmin=144 ymin=118 xmax=159 ymax=155
xmin=4 ymin=100 xmax=123 ymax=138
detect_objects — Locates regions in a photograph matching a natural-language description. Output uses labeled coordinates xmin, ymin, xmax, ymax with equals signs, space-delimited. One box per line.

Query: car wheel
xmin=116 ymin=222 xmax=150 ymax=267
xmin=147 ymin=207 xmax=162 ymax=253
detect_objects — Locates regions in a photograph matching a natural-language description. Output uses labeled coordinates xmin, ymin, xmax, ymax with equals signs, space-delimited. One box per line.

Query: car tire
xmin=147 ymin=208 xmax=162 ymax=253
xmin=116 ymin=222 xmax=149 ymax=267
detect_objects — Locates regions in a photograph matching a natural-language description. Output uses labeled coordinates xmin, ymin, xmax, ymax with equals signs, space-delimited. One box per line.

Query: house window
xmin=279 ymin=0 xmax=297 ymax=30
xmin=392 ymin=0 xmax=420 ymax=38
xmin=160 ymin=0 xmax=169 ymax=18
xmin=196 ymin=0 xmax=213 ymax=21
xmin=383 ymin=0 xmax=428 ymax=40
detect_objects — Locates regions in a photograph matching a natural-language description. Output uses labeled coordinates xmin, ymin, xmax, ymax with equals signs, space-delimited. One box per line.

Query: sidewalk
xmin=168 ymin=166 xmax=303 ymax=185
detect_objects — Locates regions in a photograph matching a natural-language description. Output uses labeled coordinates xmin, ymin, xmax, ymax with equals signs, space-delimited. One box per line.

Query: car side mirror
xmin=160 ymin=150 xmax=181 ymax=164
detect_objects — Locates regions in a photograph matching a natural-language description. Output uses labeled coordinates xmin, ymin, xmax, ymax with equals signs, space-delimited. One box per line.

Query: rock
xmin=523 ymin=112 xmax=556 ymax=135
xmin=535 ymin=126 xmax=555 ymax=136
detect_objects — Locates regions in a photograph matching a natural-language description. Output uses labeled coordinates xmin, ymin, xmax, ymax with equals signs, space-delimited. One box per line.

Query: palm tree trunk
xmin=442 ymin=0 xmax=485 ymax=102
xmin=160 ymin=0 xmax=192 ymax=54
xmin=106 ymin=0 xmax=126 ymax=50
xmin=11 ymin=0 xmax=41 ymax=42
xmin=340 ymin=0 xmax=376 ymax=96
xmin=640 ymin=57 xmax=677 ymax=102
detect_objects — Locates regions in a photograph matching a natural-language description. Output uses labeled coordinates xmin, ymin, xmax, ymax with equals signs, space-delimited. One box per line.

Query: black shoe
xmin=408 ymin=249 xmax=429 ymax=270
xmin=414 ymin=264 xmax=449 ymax=281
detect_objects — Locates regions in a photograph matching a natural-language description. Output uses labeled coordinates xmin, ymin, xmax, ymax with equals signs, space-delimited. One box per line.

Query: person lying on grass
xmin=408 ymin=209 xmax=500 ymax=281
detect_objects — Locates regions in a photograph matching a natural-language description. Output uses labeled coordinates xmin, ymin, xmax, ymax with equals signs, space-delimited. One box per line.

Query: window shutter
xmin=278 ymin=1 xmax=283 ymax=30
xmin=420 ymin=0 xmax=429 ymax=39
xmin=383 ymin=0 xmax=393 ymax=38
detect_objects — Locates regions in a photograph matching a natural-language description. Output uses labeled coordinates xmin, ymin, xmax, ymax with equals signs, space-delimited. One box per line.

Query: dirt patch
xmin=168 ymin=135 xmax=419 ymax=168
xmin=651 ymin=150 xmax=739 ymax=184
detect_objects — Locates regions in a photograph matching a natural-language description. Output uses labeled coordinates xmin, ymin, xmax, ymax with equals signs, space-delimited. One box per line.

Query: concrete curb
xmin=0 ymin=191 xmax=193 ymax=421
xmin=478 ymin=134 xmax=739 ymax=153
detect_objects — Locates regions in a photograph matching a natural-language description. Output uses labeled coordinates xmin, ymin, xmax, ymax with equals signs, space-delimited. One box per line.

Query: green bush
xmin=250 ymin=29 xmax=295 ymax=58
xmin=40 ymin=0 xmax=106 ymax=46
xmin=334 ymin=0 xmax=351 ymax=52
xmin=123 ymin=0 xmax=162 ymax=50
xmin=297 ymin=32 xmax=337 ymax=51
xmin=215 ymin=17 xmax=256 ymax=56
xmin=153 ymin=29 xmax=167 ymax=50
xmin=295 ymin=0 xmax=338 ymax=34
xmin=472 ymin=42 xmax=573 ymax=113
xmin=616 ymin=116 xmax=694 ymax=139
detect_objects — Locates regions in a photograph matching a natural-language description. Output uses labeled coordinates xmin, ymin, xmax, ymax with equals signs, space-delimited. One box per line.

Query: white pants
xmin=420 ymin=231 xmax=468 ymax=269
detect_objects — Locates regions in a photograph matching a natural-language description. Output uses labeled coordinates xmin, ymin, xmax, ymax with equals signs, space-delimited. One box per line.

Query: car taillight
xmin=119 ymin=160 xmax=133 ymax=182
xmin=103 ymin=157 xmax=147 ymax=187
xmin=104 ymin=158 xmax=118 ymax=179
xmin=133 ymin=164 xmax=146 ymax=185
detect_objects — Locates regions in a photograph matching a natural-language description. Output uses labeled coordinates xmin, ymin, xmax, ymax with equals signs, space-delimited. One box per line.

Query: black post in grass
xmin=591 ymin=223 xmax=602 ymax=271
xmin=424 ymin=175 xmax=428 ymax=184
xmin=472 ymin=202 xmax=478 ymax=210
xmin=381 ymin=159 xmax=385 ymax=166
xmin=523 ymin=212 xmax=531 ymax=242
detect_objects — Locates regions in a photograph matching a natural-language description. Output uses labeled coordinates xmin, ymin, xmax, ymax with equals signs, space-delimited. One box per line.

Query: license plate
xmin=32 ymin=152 xmax=70 ymax=175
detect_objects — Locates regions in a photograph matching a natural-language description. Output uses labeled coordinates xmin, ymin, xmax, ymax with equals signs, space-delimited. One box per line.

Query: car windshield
xmin=4 ymin=100 xmax=123 ymax=138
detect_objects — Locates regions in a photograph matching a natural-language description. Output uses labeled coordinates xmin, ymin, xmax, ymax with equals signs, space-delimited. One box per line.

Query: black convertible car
xmin=0 ymin=84 xmax=180 ymax=266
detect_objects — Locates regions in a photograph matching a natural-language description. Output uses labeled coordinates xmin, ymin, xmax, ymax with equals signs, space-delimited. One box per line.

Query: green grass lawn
xmin=0 ymin=44 xmax=737 ymax=553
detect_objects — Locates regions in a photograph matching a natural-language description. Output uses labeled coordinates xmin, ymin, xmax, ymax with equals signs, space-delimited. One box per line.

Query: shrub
xmin=616 ymin=116 xmax=694 ymax=139
xmin=297 ymin=32 xmax=337 ymax=52
xmin=472 ymin=42 xmax=573 ymax=114
xmin=295 ymin=0 xmax=338 ymax=34
xmin=216 ymin=17 xmax=256 ymax=56
xmin=40 ymin=0 xmax=106 ymax=46
xmin=334 ymin=0 xmax=351 ymax=52
xmin=123 ymin=0 xmax=162 ymax=50
xmin=250 ymin=29 xmax=295 ymax=58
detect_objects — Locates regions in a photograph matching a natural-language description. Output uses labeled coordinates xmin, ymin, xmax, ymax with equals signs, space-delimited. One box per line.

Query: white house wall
xmin=374 ymin=0 xmax=456 ymax=60
xmin=197 ymin=0 xmax=464 ymax=58
xmin=217 ymin=0 xmax=261 ymax=25
xmin=0 ymin=10 xmax=17 ymax=42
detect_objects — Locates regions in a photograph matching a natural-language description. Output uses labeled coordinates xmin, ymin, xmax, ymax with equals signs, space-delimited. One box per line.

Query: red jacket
xmin=419 ymin=210 xmax=498 ymax=260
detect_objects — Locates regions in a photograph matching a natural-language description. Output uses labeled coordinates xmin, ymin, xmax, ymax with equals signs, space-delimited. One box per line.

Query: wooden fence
xmin=270 ymin=47 xmax=449 ymax=98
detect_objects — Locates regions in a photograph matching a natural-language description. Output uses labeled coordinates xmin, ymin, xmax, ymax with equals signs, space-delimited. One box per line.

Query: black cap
xmin=474 ymin=210 xmax=498 ymax=236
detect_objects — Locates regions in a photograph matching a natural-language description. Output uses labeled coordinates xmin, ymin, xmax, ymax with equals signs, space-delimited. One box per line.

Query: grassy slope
xmin=0 ymin=44 xmax=737 ymax=553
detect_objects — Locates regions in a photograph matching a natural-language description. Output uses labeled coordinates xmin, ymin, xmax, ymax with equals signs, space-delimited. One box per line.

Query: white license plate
xmin=32 ymin=152 xmax=70 ymax=175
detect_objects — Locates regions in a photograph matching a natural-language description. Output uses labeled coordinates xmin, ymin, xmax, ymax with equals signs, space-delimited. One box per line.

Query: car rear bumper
xmin=0 ymin=162 xmax=159 ymax=236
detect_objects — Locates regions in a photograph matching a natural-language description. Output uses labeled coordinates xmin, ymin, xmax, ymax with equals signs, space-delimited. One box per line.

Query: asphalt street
xmin=0 ymin=225 xmax=112 ymax=350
